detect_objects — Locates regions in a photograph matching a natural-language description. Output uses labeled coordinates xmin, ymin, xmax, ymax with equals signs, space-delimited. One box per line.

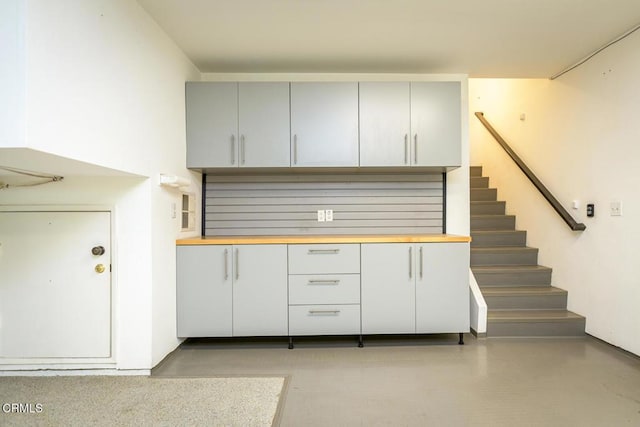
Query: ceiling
xmin=137 ymin=0 xmax=640 ymax=78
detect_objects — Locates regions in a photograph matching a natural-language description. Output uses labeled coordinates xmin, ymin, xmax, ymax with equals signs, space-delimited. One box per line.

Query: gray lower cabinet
xmin=177 ymin=244 xmax=288 ymax=337
xmin=361 ymin=242 xmax=469 ymax=335
xmin=287 ymin=244 xmax=361 ymax=336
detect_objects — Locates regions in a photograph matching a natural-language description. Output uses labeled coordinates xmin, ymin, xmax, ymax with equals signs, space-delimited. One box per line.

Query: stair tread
xmin=472 ymin=265 xmax=552 ymax=272
xmin=472 ymin=214 xmax=515 ymax=218
xmin=488 ymin=309 xmax=584 ymax=322
xmin=481 ymin=286 xmax=567 ymax=296
xmin=471 ymin=246 xmax=537 ymax=253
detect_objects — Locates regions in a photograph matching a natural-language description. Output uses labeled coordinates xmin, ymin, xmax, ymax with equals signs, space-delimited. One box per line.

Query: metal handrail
xmin=475 ymin=112 xmax=586 ymax=231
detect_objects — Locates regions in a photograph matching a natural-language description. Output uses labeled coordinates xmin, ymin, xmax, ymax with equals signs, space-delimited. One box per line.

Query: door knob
xmin=95 ymin=264 xmax=106 ymax=274
xmin=92 ymin=246 xmax=105 ymax=256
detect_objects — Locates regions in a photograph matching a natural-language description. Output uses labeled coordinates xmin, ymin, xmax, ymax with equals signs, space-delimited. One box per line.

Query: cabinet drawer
xmin=289 ymin=274 xmax=360 ymax=305
xmin=288 ymin=244 xmax=360 ymax=274
xmin=289 ymin=304 xmax=361 ymax=336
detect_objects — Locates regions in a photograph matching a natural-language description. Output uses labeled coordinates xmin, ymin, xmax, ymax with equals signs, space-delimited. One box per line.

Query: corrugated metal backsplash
xmin=204 ymin=173 xmax=444 ymax=236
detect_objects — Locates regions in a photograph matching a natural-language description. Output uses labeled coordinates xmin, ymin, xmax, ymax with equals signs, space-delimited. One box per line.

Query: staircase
xmin=470 ymin=166 xmax=585 ymax=337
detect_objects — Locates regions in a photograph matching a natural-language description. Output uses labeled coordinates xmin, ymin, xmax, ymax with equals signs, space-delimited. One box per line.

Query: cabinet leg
xmin=358 ymin=335 xmax=364 ymax=348
xmin=288 ymin=337 xmax=294 ymax=350
xmin=458 ymin=332 xmax=464 ymax=345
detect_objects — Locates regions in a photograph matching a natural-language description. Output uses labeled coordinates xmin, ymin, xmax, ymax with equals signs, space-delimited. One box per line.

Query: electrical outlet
xmin=317 ymin=210 xmax=325 ymax=222
xmin=610 ymin=201 xmax=622 ymax=216
xmin=325 ymin=209 xmax=333 ymax=222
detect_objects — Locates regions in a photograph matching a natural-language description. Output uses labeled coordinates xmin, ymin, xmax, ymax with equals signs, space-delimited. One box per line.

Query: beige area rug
xmin=0 ymin=376 xmax=286 ymax=427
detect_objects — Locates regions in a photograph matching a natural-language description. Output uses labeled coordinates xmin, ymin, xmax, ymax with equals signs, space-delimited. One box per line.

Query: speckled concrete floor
xmin=153 ymin=335 xmax=640 ymax=427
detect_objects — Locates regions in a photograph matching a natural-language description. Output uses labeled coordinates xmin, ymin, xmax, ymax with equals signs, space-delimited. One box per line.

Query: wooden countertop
xmin=177 ymin=234 xmax=471 ymax=245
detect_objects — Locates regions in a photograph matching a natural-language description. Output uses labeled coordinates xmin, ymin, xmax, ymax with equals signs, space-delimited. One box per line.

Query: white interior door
xmin=0 ymin=211 xmax=111 ymax=358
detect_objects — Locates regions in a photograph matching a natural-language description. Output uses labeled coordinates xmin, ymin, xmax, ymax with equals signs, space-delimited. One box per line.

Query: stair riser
xmin=470 ymin=188 xmax=497 ymax=201
xmin=470 ymin=177 xmax=489 ymax=188
xmin=471 ymin=250 xmax=538 ymax=266
xmin=471 ymin=202 xmax=506 ymax=215
xmin=470 ymin=166 xmax=483 ymax=177
xmin=473 ymin=270 xmax=552 ymax=287
xmin=471 ymin=231 xmax=527 ymax=247
xmin=484 ymin=294 xmax=568 ymax=310
xmin=487 ymin=319 xmax=586 ymax=337
xmin=471 ymin=216 xmax=516 ymax=231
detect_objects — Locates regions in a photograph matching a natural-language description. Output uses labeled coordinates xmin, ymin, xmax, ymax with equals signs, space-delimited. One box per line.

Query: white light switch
xmin=317 ymin=210 xmax=325 ymax=222
xmin=171 ymin=202 xmax=177 ymax=219
xmin=325 ymin=209 xmax=333 ymax=222
xmin=610 ymin=201 xmax=622 ymax=216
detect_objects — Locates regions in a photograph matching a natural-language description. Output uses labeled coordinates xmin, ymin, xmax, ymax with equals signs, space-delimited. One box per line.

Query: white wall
xmin=469 ymin=30 xmax=640 ymax=355
xmin=0 ymin=0 xmax=26 ymax=148
xmin=1 ymin=0 xmax=200 ymax=370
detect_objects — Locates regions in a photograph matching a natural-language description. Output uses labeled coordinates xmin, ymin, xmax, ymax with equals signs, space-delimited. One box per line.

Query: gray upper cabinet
xmin=359 ymin=82 xmax=411 ymax=167
xmin=238 ymin=82 xmax=290 ymax=167
xmin=290 ymin=82 xmax=359 ymax=167
xmin=186 ymin=82 xmax=238 ymax=168
xmin=359 ymin=81 xmax=461 ymax=167
xmin=186 ymin=82 xmax=290 ymax=168
xmin=410 ymin=82 xmax=461 ymax=167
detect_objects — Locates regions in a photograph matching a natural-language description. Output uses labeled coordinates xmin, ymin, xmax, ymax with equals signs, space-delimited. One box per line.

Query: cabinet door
xmin=415 ymin=243 xmax=469 ymax=333
xmin=186 ymin=82 xmax=238 ymax=168
xmin=238 ymin=82 xmax=291 ymax=167
xmin=177 ymin=245 xmax=232 ymax=337
xmin=410 ymin=82 xmax=461 ymax=167
xmin=290 ymin=82 xmax=359 ymax=167
xmin=361 ymin=244 xmax=416 ymax=334
xmin=232 ymin=245 xmax=288 ymax=336
xmin=359 ymin=82 xmax=411 ymax=166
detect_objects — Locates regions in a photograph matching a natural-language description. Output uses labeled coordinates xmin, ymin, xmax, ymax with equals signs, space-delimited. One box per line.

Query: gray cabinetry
xmin=177 ymin=245 xmax=232 ymax=337
xmin=290 ymin=82 xmax=359 ymax=167
xmin=411 ymin=82 xmax=461 ymax=167
xmin=177 ymin=244 xmax=287 ymax=337
xmin=186 ymin=82 xmax=237 ymax=168
xmin=186 ymin=82 xmax=290 ymax=168
xmin=361 ymin=242 xmax=469 ymax=335
xmin=416 ymin=243 xmax=469 ymax=333
xmin=359 ymin=82 xmax=411 ymax=166
xmin=359 ymin=81 xmax=461 ymax=167
xmin=287 ymin=244 xmax=361 ymax=337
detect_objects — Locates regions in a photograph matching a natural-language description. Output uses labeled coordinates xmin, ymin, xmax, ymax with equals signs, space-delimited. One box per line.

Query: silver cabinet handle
xmin=308 ymin=249 xmax=340 ymax=254
xmin=293 ymin=134 xmax=298 ymax=165
xmin=235 ymin=248 xmax=239 ymax=280
xmin=231 ymin=135 xmax=236 ymax=165
xmin=308 ymin=310 xmax=340 ymax=315
xmin=224 ymin=248 xmax=229 ymax=280
xmin=413 ymin=134 xmax=418 ymax=164
xmin=409 ymin=246 xmax=413 ymax=279
xmin=419 ymin=246 xmax=423 ymax=279
xmin=240 ymin=135 xmax=245 ymax=165
xmin=404 ymin=134 xmax=409 ymax=164
xmin=307 ymin=280 xmax=340 ymax=285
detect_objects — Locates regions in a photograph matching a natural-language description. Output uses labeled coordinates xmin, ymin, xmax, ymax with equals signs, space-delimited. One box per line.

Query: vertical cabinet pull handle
xmin=240 ymin=135 xmax=245 ymax=165
xmin=409 ymin=246 xmax=413 ymax=279
xmin=231 ymin=135 xmax=236 ymax=165
xmin=404 ymin=134 xmax=408 ymax=164
xmin=419 ymin=246 xmax=423 ymax=279
xmin=224 ymin=249 xmax=229 ymax=280
xmin=235 ymin=248 xmax=239 ymax=280
xmin=293 ymin=134 xmax=298 ymax=165
xmin=414 ymin=134 xmax=418 ymax=164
